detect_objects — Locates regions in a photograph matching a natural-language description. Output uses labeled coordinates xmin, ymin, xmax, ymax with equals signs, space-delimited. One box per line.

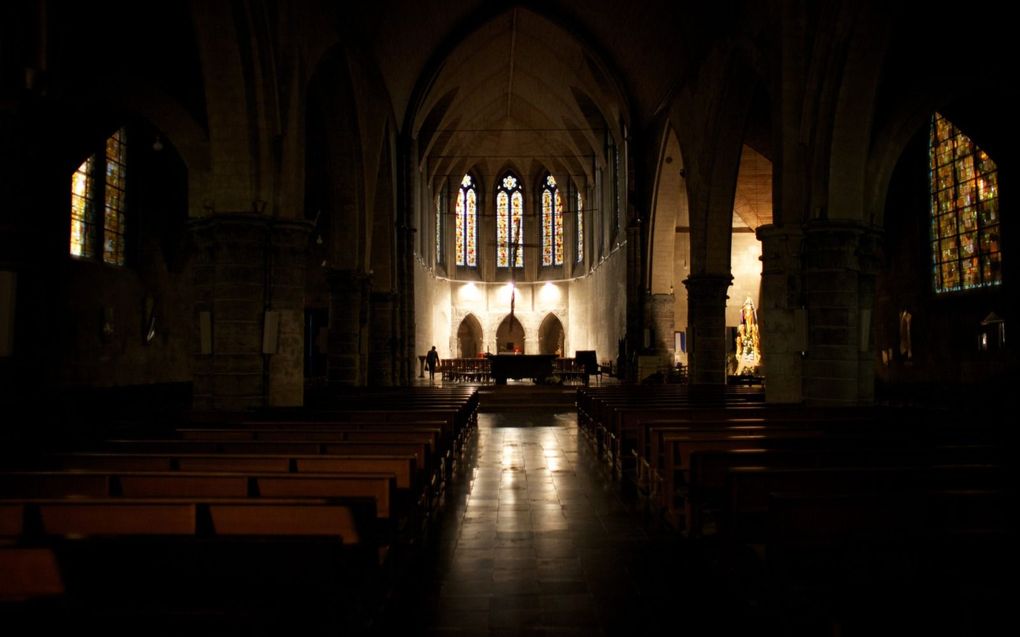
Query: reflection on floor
xmin=379 ymin=410 xmax=766 ymax=636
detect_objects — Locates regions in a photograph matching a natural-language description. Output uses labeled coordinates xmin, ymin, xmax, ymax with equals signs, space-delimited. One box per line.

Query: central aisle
xmin=379 ymin=409 xmax=765 ymax=636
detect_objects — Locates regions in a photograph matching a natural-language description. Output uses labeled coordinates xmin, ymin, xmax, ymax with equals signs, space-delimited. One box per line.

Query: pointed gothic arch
xmin=457 ymin=314 xmax=484 ymax=358
xmin=538 ymin=313 xmax=565 ymax=356
xmin=495 ymin=314 xmax=526 ymax=353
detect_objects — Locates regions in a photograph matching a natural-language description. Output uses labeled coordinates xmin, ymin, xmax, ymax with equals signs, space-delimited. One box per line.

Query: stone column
xmin=267 ymin=221 xmax=313 ymax=406
xmin=368 ymin=291 xmax=396 ymax=386
xmin=326 ymin=268 xmax=369 ymax=386
xmin=856 ymin=230 xmax=882 ymax=403
xmin=190 ymin=216 xmax=265 ymax=410
xmin=802 ymin=221 xmax=874 ymax=405
xmin=647 ymin=293 xmax=676 ymax=357
xmin=683 ymin=273 xmax=732 ymax=385
xmin=756 ymin=224 xmax=804 ymax=403
xmin=190 ymin=215 xmax=312 ymax=410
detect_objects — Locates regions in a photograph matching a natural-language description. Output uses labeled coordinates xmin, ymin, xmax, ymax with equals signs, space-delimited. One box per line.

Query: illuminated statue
xmin=734 ymin=297 xmax=761 ymax=375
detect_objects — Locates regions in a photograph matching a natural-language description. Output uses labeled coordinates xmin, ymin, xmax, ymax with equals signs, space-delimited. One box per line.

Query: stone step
xmin=477 ymin=385 xmax=579 ymax=412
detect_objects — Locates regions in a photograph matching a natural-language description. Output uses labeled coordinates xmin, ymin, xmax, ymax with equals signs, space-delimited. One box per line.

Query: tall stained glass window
xmin=497 ymin=173 xmax=524 ymax=268
xmin=576 ymin=188 xmax=584 ymax=263
xmin=70 ymin=127 xmax=128 ymax=266
xmin=435 ymin=190 xmax=442 ymax=264
xmin=103 ymin=129 xmax=127 ymax=266
xmin=930 ymin=113 xmax=1001 ymax=293
xmin=455 ymin=174 xmax=477 ymax=267
xmin=541 ymin=175 xmax=564 ymax=266
xmin=70 ymin=157 xmax=96 ymax=259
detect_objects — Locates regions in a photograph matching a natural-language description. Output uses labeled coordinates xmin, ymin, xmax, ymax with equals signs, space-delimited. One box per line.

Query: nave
xmin=381 ymin=409 xmax=765 ymax=636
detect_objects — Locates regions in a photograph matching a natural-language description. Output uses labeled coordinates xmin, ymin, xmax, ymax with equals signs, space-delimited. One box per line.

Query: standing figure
xmin=426 ymin=346 xmax=441 ymax=383
xmin=735 ymin=297 xmax=761 ymax=375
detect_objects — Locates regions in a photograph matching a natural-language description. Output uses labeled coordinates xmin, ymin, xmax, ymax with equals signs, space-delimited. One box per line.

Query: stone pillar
xmin=647 ymin=293 xmax=675 ymax=357
xmin=190 ymin=215 xmax=310 ymax=410
xmin=757 ymin=224 xmax=804 ymax=403
xmin=267 ymin=221 xmax=313 ymax=406
xmin=327 ymin=268 xmax=368 ymax=386
xmin=856 ymin=230 xmax=881 ymax=403
xmin=368 ymin=291 xmax=396 ymax=386
xmin=683 ymin=273 xmax=732 ymax=385
xmin=802 ymin=221 xmax=875 ymax=405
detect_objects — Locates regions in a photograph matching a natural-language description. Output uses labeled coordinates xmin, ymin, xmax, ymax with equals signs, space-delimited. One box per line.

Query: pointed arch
xmin=456 ymin=313 xmax=484 ymax=358
xmin=496 ymin=314 xmax=526 ymax=353
xmin=538 ymin=313 xmax=565 ymax=356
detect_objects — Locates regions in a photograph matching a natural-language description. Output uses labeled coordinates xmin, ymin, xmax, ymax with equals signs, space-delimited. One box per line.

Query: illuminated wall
xmin=414 ymin=259 xmax=452 ymax=358
xmin=727 ymin=232 xmax=762 ymax=326
xmin=450 ymin=281 xmax=569 ymax=356
xmin=568 ymin=247 xmax=627 ymax=366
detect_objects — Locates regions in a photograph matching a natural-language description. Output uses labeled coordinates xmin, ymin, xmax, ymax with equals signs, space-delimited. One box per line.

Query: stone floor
xmin=377 ymin=409 xmax=768 ymax=636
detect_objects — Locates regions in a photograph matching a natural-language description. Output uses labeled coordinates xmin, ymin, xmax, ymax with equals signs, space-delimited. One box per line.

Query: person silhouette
xmin=426 ymin=346 xmax=440 ymax=383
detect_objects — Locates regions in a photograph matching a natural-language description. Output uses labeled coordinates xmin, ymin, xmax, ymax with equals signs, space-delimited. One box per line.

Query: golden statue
xmin=734 ymin=297 xmax=761 ymax=375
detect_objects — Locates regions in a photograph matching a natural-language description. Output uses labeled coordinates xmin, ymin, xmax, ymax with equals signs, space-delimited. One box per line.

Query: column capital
xmin=755 ymin=223 xmax=803 ymax=242
xmin=682 ymin=273 xmax=733 ymax=298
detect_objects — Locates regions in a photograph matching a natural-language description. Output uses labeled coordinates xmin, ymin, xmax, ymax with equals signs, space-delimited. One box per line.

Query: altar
xmin=487 ymin=354 xmax=556 ymax=385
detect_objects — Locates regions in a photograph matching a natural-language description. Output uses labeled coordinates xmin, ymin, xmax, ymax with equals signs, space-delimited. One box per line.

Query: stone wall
xmin=568 ymin=247 xmax=627 ymax=368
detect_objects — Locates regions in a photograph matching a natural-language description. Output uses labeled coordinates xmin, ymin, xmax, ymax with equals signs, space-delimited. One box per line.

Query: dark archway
xmin=457 ymin=314 xmax=483 ymax=358
xmin=496 ymin=315 xmax=526 ymax=353
xmin=538 ymin=313 xmax=565 ymax=356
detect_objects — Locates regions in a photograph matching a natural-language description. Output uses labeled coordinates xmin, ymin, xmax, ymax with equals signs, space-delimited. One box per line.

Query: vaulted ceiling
xmin=412 ymin=8 xmax=627 ymax=186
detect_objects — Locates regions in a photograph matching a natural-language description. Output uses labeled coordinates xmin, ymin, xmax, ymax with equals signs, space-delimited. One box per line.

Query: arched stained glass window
xmin=497 ymin=173 xmax=524 ymax=268
xmin=930 ymin=113 xmax=1001 ymax=293
xmin=576 ymin=187 xmax=584 ymax=263
xmin=542 ymin=174 xmax=564 ymax=266
xmin=70 ymin=127 xmax=127 ymax=266
xmin=435 ymin=190 xmax=442 ymax=264
xmin=455 ymin=174 xmax=477 ymax=267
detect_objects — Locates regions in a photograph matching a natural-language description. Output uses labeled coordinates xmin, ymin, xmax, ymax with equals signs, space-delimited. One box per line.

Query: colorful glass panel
xmin=929 ymin=113 xmax=1001 ymax=293
xmin=541 ymin=175 xmax=563 ymax=266
xmin=455 ymin=187 xmax=465 ymax=266
xmin=70 ymin=127 xmax=129 ymax=266
xmin=542 ymin=185 xmax=553 ymax=266
xmin=70 ymin=156 xmax=96 ymax=258
xmin=465 ymin=187 xmax=477 ymax=267
xmin=103 ymin=128 xmax=127 ymax=265
xmin=435 ymin=192 xmax=442 ymax=264
xmin=497 ymin=173 xmax=523 ymax=267
xmin=576 ymin=190 xmax=583 ymax=262
xmin=554 ymin=188 xmax=563 ymax=265
xmin=455 ymin=175 xmax=477 ymax=267
xmin=511 ymin=191 xmax=523 ymax=268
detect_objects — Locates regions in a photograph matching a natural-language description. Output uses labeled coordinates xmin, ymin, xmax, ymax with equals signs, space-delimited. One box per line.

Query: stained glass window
xmin=455 ymin=174 xmax=477 ymax=267
xmin=435 ymin=191 xmax=442 ymax=264
xmin=929 ymin=113 xmax=1001 ymax=293
xmin=497 ymin=173 xmax=524 ymax=268
xmin=70 ymin=156 xmax=96 ymax=259
xmin=576 ymin=188 xmax=584 ymax=262
xmin=70 ymin=127 xmax=128 ymax=266
xmin=104 ymin=128 xmax=127 ymax=266
xmin=541 ymin=175 xmax=564 ymax=266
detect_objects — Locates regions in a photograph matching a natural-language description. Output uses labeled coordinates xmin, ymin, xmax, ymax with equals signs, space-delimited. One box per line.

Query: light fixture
xmin=152 ymin=135 xmax=164 ymax=152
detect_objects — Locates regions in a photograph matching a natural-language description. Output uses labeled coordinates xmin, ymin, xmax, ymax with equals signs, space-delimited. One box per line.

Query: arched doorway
xmin=495 ymin=315 xmax=526 ymax=353
xmin=538 ymin=313 xmax=565 ymax=356
xmin=457 ymin=314 xmax=483 ymax=358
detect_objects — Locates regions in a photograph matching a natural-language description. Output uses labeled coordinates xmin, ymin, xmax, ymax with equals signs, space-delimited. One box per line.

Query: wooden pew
xmin=0 ymin=547 xmax=64 ymax=601
xmin=725 ymin=464 xmax=1010 ymax=543
xmin=0 ymin=497 xmax=376 ymax=634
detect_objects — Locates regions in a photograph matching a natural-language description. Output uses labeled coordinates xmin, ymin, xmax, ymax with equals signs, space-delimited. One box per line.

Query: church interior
xmin=0 ymin=1 xmax=1016 ymax=635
